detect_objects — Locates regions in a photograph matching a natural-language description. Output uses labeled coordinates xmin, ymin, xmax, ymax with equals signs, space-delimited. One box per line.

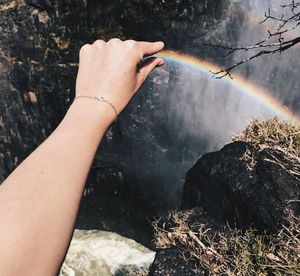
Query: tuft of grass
xmin=232 ymin=117 xmax=300 ymax=158
xmin=233 ymin=117 xmax=300 ymax=179
xmin=153 ymin=209 xmax=300 ymax=275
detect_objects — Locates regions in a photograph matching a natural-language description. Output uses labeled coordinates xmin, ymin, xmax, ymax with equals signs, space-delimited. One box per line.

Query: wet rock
xmin=0 ymin=0 xmax=240 ymax=182
xmin=77 ymin=167 xmax=155 ymax=247
xmin=182 ymin=141 xmax=300 ymax=231
xmin=150 ymin=248 xmax=198 ymax=276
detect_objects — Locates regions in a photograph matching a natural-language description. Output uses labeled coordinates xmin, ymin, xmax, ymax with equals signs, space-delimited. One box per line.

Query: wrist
xmin=75 ymin=95 xmax=118 ymax=119
xmin=66 ymin=97 xmax=116 ymax=129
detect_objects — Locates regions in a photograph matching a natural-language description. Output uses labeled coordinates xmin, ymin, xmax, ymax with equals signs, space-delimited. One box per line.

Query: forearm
xmin=0 ymin=99 xmax=114 ymax=276
xmin=0 ymin=38 xmax=164 ymax=276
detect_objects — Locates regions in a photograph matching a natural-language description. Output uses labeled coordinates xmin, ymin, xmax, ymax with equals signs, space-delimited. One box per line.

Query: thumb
xmin=137 ymin=57 xmax=164 ymax=85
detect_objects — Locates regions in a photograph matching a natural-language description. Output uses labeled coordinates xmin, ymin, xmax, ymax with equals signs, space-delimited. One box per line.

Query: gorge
xmin=1 ymin=0 xmax=300 ymax=275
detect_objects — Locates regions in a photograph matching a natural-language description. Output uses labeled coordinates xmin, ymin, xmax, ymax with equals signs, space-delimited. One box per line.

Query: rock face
xmin=60 ymin=229 xmax=155 ymax=276
xmin=182 ymin=141 xmax=300 ymax=231
xmin=0 ymin=0 xmax=236 ymax=181
xmin=0 ymin=0 xmax=81 ymax=182
xmin=150 ymin=248 xmax=197 ymax=276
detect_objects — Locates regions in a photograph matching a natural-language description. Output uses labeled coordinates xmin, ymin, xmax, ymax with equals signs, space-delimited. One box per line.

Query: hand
xmin=75 ymin=38 xmax=165 ymax=117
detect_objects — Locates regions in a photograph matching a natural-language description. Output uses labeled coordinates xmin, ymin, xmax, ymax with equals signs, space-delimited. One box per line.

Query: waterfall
xmin=60 ymin=230 xmax=155 ymax=276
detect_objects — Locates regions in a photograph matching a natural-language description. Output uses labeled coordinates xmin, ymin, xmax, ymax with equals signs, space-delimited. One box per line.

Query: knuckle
xmin=93 ymin=39 xmax=105 ymax=48
xmin=108 ymin=38 xmax=121 ymax=45
xmin=125 ymin=40 xmax=137 ymax=49
xmin=125 ymin=41 xmax=140 ymax=58
xmin=79 ymin=44 xmax=91 ymax=55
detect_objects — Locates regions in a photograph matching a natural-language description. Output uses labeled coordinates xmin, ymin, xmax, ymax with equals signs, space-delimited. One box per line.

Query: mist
xmin=89 ymin=0 xmax=300 ymax=211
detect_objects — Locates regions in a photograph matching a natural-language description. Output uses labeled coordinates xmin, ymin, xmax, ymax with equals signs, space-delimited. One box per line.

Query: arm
xmin=0 ymin=38 xmax=164 ymax=276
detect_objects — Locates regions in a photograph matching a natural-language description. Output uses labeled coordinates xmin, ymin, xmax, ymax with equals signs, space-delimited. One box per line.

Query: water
xmin=60 ymin=230 xmax=155 ymax=276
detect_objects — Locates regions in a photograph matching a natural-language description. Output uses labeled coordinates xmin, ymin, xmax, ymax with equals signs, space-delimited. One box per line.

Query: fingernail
xmin=157 ymin=41 xmax=165 ymax=47
xmin=158 ymin=58 xmax=165 ymax=66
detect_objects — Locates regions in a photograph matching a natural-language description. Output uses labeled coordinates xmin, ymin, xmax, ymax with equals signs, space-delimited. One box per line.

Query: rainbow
xmin=156 ymin=50 xmax=300 ymax=123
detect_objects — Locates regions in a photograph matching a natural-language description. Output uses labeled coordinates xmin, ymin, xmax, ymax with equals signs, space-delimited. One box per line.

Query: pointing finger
xmin=137 ymin=41 xmax=165 ymax=57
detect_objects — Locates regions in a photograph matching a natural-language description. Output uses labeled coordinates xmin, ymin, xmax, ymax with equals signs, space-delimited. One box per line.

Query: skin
xmin=0 ymin=38 xmax=164 ymax=276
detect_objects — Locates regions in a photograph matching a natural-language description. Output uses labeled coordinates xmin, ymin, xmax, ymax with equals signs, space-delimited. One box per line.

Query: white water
xmin=60 ymin=230 xmax=155 ymax=276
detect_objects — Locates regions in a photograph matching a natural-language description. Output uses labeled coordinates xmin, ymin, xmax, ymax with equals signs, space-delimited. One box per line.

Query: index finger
xmin=137 ymin=41 xmax=165 ymax=57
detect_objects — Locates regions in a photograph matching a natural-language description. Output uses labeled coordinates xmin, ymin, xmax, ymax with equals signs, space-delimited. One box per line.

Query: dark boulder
xmin=151 ymin=140 xmax=300 ymax=274
xmin=182 ymin=141 xmax=300 ymax=231
xmin=150 ymin=248 xmax=198 ymax=276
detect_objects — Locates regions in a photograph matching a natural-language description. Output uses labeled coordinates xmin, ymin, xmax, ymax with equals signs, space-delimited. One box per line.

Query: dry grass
xmin=232 ymin=117 xmax=300 ymax=158
xmin=233 ymin=117 xmax=300 ymax=179
xmin=153 ymin=209 xmax=300 ymax=275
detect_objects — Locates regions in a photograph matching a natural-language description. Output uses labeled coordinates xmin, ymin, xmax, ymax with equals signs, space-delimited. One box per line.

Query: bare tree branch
xmin=209 ymin=1 xmax=300 ymax=78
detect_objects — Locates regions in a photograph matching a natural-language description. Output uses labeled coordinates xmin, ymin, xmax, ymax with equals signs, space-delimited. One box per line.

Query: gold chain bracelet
xmin=74 ymin=95 xmax=118 ymax=120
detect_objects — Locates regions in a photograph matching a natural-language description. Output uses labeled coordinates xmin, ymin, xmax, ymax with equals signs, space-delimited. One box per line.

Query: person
xmin=0 ymin=38 xmax=165 ymax=276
